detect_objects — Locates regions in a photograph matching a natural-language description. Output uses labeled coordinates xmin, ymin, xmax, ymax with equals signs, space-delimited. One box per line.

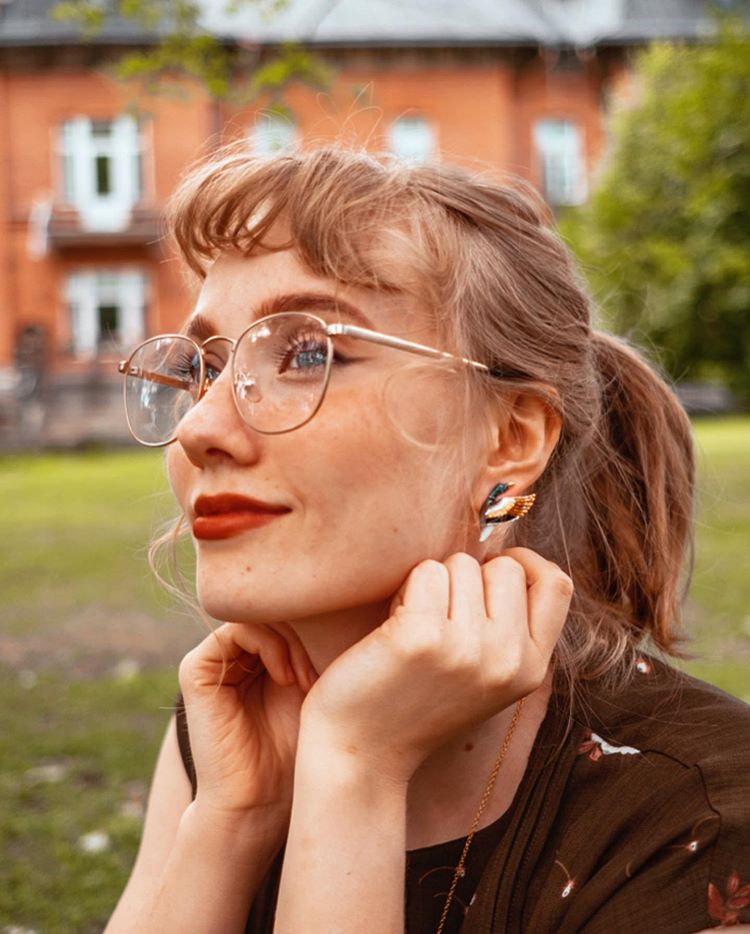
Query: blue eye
xmin=290 ymin=345 xmax=327 ymax=370
xmin=274 ymin=335 xmax=329 ymax=374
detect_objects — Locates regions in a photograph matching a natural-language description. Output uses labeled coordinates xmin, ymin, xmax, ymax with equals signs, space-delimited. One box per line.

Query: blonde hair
xmin=157 ymin=143 xmax=695 ymax=691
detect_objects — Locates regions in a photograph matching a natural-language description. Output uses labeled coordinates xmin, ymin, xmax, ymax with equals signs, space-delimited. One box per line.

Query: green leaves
xmin=563 ymin=15 xmax=750 ymax=404
xmin=50 ymin=0 xmax=331 ymax=103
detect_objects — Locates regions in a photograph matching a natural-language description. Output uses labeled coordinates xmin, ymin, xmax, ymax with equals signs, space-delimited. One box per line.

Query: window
xmin=388 ymin=116 xmax=436 ymax=162
xmin=59 ymin=116 xmax=142 ymax=231
xmin=533 ymin=119 xmax=587 ymax=206
xmin=66 ymin=270 xmax=146 ymax=357
xmin=249 ymin=114 xmax=298 ymax=155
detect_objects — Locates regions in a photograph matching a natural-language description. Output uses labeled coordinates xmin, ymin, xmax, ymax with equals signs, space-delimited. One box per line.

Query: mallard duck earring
xmin=479 ymin=482 xmax=537 ymax=542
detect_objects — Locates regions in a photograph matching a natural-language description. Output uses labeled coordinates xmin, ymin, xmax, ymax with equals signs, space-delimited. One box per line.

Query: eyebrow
xmin=185 ymin=291 xmax=374 ymax=341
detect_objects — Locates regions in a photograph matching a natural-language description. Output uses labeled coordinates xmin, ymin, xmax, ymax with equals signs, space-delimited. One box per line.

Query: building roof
xmin=198 ymin=0 xmax=721 ymax=47
xmin=0 ymin=0 xmax=161 ymax=46
xmin=0 ymin=0 xmax=732 ymax=49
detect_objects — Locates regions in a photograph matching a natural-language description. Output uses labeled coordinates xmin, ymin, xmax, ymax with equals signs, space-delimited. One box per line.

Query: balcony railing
xmin=46 ymin=204 xmax=161 ymax=249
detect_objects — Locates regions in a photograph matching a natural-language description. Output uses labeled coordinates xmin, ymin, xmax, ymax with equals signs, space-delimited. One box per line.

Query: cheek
xmin=164 ymin=446 xmax=192 ymax=514
xmin=382 ymin=366 xmax=466 ymax=450
xmin=310 ymin=378 xmax=464 ymax=542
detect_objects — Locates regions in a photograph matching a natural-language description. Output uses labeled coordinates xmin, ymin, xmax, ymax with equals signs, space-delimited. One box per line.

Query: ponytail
xmin=542 ymin=332 xmax=696 ymax=684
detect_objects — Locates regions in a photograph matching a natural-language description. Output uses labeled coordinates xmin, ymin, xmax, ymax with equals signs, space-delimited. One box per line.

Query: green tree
xmin=52 ymin=0 xmax=331 ymax=102
xmin=562 ymin=12 xmax=750 ymax=405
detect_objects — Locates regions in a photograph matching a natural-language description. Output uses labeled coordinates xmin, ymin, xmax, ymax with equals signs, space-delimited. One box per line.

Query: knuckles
xmin=485 ymin=642 xmax=550 ymax=697
xmin=487 ymin=554 xmax=526 ymax=579
xmin=389 ymin=615 xmax=444 ymax=662
xmin=177 ymin=650 xmax=202 ymax=689
xmin=443 ymin=551 xmax=481 ymax=573
xmin=414 ymin=558 xmax=450 ymax=580
xmin=552 ymin=570 xmax=575 ymax=600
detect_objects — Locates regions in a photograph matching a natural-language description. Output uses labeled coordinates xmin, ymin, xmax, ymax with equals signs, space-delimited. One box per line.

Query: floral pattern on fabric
xmin=553 ymin=858 xmax=577 ymax=899
xmin=667 ymin=816 xmax=721 ymax=858
xmin=577 ymin=730 xmax=641 ymax=762
xmin=707 ymin=871 xmax=750 ymax=926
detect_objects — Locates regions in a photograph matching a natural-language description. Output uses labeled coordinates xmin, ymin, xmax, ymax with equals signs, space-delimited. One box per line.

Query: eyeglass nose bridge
xmin=197 ymin=333 xmax=266 ymax=409
xmin=194 ymin=333 xmax=236 ymax=401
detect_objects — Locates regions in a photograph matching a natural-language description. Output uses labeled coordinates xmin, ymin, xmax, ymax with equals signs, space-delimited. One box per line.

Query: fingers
xmin=481 ymin=554 xmax=529 ymax=627
xmin=398 ymin=554 xmax=486 ymax=626
xmin=399 ymin=550 xmax=571 ymax=663
xmin=397 ymin=559 xmax=450 ymax=616
xmin=443 ymin=552 xmax=486 ymax=625
xmin=270 ymin=620 xmax=319 ymax=692
xmin=181 ymin=621 xmax=307 ymax=695
xmin=433 ymin=548 xmax=572 ymax=695
xmin=220 ymin=623 xmax=296 ymax=687
xmin=493 ymin=547 xmax=573 ymax=665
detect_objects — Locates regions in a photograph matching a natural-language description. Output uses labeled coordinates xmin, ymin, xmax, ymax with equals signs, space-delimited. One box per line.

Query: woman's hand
xmin=178 ymin=621 xmax=318 ymax=822
xmin=301 ymin=547 xmax=573 ymax=784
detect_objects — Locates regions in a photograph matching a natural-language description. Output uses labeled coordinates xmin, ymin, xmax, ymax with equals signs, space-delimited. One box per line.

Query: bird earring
xmin=478 ymin=482 xmax=537 ymax=542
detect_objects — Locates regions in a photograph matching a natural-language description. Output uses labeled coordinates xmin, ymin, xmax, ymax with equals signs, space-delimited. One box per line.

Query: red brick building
xmin=0 ymin=0 xmax=716 ymax=444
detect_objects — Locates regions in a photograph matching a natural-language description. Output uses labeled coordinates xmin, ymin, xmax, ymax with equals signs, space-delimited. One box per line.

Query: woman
xmin=107 ymin=146 xmax=749 ymax=933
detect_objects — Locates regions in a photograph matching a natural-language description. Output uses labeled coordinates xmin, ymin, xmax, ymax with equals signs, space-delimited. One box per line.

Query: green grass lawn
xmin=0 ymin=670 xmax=178 ymax=933
xmin=0 ymin=449 xmax=174 ymax=628
xmin=680 ymin=417 xmax=750 ymax=696
xmin=0 ymin=419 xmax=748 ymax=932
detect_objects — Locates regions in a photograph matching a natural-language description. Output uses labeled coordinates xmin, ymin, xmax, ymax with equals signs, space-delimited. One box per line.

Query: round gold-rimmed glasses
xmin=117 ymin=311 xmax=510 ymax=447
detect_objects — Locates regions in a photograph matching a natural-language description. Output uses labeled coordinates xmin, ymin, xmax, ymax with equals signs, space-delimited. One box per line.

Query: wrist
xmin=184 ymin=799 xmax=287 ymax=863
xmin=297 ymin=707 xmax=415 ymax=791
xmin=277 ymin=717 xmax=408 ymax=934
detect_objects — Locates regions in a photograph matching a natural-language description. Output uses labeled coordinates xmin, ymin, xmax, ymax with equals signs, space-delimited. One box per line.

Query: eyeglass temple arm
xmin=328 ymin=324 xmax=501 ymax=375
xmin=117 ymin=361 xmax=193 ymax=391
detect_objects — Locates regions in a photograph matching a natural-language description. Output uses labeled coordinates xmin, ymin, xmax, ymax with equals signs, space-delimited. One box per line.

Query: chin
xmin=195 ymin=568 xmax=397 ymax=628
xmin=195 ymin=584 xmax=277 ymax=626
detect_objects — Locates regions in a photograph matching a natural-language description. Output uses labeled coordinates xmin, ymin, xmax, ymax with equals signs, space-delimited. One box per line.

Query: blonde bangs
xmin=166 ymin=144 xmax=447 ymax=304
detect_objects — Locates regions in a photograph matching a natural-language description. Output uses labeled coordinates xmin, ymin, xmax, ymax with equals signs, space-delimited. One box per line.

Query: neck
xmin=285 ymin=601 xmax=552 ymax=851
xmin=406 ymin=676 xmax=551 ymax=849
xmin=286 ymin=598 xmax=392 ymax=674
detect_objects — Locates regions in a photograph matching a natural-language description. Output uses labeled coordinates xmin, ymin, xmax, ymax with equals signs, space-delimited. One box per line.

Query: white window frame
xmin=533 ymin=118 xmax=588 ymax=206
xmin=388 ymin=116 xmax=436 ymax=163
xmin=59 ymin=116 xmax=142 ymax=231
xmin=66 ymin=269 xmax=147 ymax=358
xmin=249 ymin=114 xmax=298 ymax=155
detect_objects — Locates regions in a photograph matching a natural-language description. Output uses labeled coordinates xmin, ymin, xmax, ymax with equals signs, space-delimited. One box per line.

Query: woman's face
xmin=166 ymin=247 xmax=485 ymax=626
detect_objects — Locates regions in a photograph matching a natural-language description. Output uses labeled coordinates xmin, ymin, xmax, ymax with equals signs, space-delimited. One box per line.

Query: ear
xmin=472 ymin=391 xmax=562 ymax=515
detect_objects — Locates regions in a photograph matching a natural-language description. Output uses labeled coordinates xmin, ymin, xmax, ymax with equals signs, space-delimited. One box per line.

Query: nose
xmin=175 ymin=367 xmax=263 ymax=469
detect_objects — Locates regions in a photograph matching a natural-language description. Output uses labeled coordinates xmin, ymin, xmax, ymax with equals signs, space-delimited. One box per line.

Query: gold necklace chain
xmin=434 ymin=697 xmax=526 ymax=934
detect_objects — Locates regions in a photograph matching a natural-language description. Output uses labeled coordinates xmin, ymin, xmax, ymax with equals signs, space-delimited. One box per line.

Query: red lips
xmin=192 ymin=493 xmax=290 ymax=541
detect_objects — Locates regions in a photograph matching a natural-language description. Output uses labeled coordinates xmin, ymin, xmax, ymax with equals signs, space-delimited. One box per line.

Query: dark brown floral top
xmin=174 ymin=656 xmax=750 ymax=933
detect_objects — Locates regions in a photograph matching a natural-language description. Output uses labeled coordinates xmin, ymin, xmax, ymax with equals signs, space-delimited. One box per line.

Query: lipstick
xmin=192 ymin=493 xmax=290 ymax=541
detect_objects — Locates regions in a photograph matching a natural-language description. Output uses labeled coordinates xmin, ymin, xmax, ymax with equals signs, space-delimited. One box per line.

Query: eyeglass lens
xmin=123 ymin=313 xmax=333 ymax=445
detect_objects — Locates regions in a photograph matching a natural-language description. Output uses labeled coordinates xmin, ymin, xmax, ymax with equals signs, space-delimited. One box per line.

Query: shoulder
xmin=568 ymin=656 xmax=750 ymax=840
xmin=507 ymin=661 xmax=750 ymax=932
xmin=567 ymin=658 xmax=750 ymax=925
xmin=574 ymin=654 xmax=750 ymax=779
xmin=552 ymin=656 xmax=750 ymax=839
